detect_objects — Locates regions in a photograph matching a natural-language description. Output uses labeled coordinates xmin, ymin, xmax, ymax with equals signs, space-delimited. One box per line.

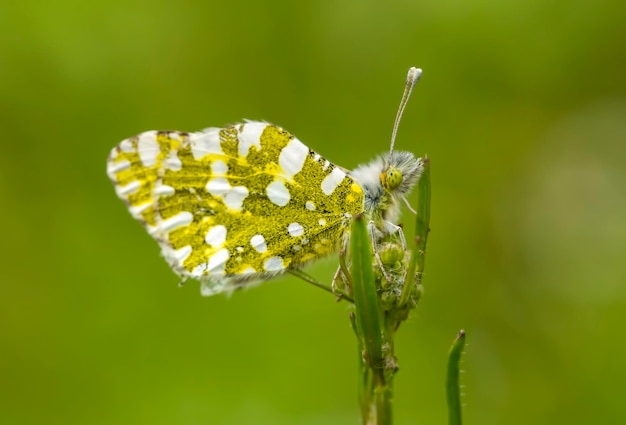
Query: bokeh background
xmin=2 ymin=1 xmax=625 ymax=424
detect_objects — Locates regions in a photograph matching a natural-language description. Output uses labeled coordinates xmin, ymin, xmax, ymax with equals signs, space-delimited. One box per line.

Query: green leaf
xmin=350 ymin=215 xmax=384 ymax=372
xmin=415 ymin=156 xmax=431 ymax=263
xmin=401 ymin=156 xmax=431 ymax=306
xmin=447 ymin=329 xmax=466 ymax=425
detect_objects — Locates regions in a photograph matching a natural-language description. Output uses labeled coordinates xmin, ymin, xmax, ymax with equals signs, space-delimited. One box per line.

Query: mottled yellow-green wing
xmin=107 ymin=122 xmax=364 ymax=295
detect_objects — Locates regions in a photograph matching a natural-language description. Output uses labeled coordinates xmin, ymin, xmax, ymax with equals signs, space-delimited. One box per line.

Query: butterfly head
xmin=381 ymin=151 xmax=423 ymax=197
xmin=351 ymin=151 xmax=423 ymax=226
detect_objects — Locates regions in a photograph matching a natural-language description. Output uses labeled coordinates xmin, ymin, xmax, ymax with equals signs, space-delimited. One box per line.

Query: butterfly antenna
xmin=389 ymin=67 xmax=422 ymax=158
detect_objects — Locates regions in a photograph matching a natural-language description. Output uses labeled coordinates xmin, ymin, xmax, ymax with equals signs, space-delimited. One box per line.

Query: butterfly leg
xmin=289 ymin=269 xmax=354 ymax=303
xmin=332 ymin=235 xmax=353 ymax=296
xmin=381 ymin=220 xmax=407 ymax=251
xmin=331 ymin=265 xmax=344 ymax=294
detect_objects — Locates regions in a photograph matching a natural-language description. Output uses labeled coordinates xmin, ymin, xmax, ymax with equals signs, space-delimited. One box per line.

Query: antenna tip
xmin=407 ymin=67 xmax=423 ymax=84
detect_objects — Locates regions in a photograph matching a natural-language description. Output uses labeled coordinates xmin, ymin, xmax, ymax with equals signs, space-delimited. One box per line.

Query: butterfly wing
xmin=107 ymin=121 xmax=364 ymax=294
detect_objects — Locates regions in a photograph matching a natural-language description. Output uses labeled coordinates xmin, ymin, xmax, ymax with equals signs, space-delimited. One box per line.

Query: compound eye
xmin=381 ymin=165 xmax=403 ymax=192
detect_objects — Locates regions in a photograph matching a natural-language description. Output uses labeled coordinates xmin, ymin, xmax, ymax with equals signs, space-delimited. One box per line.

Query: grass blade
xmin=447 ymin=329 xmax=466 ymax=425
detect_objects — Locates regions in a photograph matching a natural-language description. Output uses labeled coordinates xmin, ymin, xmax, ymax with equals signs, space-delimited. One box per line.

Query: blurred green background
xmin=2 ymin=0 xmax=625 ymax=424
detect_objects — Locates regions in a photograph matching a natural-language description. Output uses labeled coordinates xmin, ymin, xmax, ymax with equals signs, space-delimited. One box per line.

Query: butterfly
xmin=107 ymin=68 xmax=423 ymax=296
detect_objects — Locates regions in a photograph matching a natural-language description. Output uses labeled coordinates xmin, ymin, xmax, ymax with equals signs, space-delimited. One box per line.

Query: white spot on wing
xmin=305 ymin=201 xmax=315 ymax=211
xmin=264 ymin=256 xmax=284 ymax=271
xmin=319 ymin=219 xmax=326 ymax=226
xmin=167 ymin=132 xmax=181 ymax=141
xmin=137 ymin=131 xmax=160 ymax=167
xmin=224 ymin=186 xmax=249 ymax=210
xmin=129 ymin=202 xmax=151 ymax=217
xmin=165 ymin=151 xmax=182 ymax=171
xmin=237 ymin=122 xmax=265 ymax=157
xmin=287 ymin=222 xmax=304 ymax=237
xmin=146 ymin=224 xmax=158 ymax=236
xmin=205 ymin=225 xmax=227 ymax=247
xmin=116 ymin=180 xmax=140 ymax=197
xmin=250 ymin=234 xmax=267 ymax=253
xmin=321 ymin=167 xmax=346 ymax=195
xmin=171 ymin=245 xmax=192 ymax=263
xmin=192 ymin=263 xmax=208 ymax=276
xmin=107 ymin=159 xmax=130 ymax=175
xmin=206 ymin=177 xmax=231 ymax=196
xmin=153 ymin=185 xmax=175 ymax=196
xmin=207 ymin=248 xmax=229 ymax=273
xmin=191 ymin=129 xmax=223 ymax=159
xmin=119 ymin=139 xmax=134 ymax=153
xmin=160 ymin=211 xmax=193 ymax=232
xmin=266 ymin=180 xmax=290 ymax=206
xmin=279 ymin=138 xmax=308 ymax=180
xmin=211 ymin=160 xmax=228 ymax=176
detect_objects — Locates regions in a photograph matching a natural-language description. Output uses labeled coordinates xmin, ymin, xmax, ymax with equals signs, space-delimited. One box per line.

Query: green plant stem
xmin=401 ymin=156 xmax=431 ymax=305
xmin=351 ymin=216 xmax=392 ymax=425
xmin=447 ymin=330 xmax=466 ymax=425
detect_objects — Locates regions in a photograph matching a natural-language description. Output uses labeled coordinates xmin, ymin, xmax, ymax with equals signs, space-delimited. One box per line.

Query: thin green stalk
xmin=447 ymin=330 xmax=466 ymax=425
